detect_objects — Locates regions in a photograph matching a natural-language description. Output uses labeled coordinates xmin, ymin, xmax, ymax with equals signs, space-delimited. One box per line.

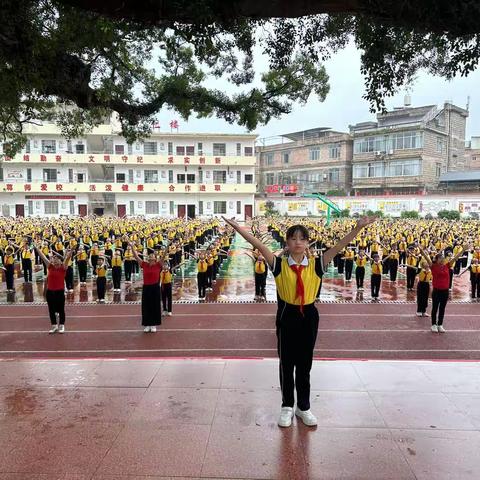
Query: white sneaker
xmin=49 ymin=325 xmax=59 ymax=334
xmin=438 ymin=325 xmax=446 ymax=333
xmin=295 ymin=408 xmax=318 ymax=426
xmin=416 ymin=312 xmax=423 ymax=317
xmin=58 ymin=325 xmax=65 ymax=334
xmin=150 ymin=326 xmax=157 ymax=333
xmin=167 ymin=312 xmax=172 ymax=316
xmin=431 ymin=324 xmax=438 ymax=333
xmin=278 ymin=407 xmax=294 ymax=428
xmin=423 ymin=313 xmax=430 ymax=317
xmin=144 ymin=326 xmax=151 ymax=333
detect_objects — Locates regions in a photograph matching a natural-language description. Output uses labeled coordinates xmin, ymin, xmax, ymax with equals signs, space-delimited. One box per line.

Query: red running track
xmin=1 ymin=302 xmax=480 ymax=360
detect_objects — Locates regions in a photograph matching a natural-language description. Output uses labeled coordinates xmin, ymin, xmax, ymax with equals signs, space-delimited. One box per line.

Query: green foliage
xmin=264 ymin=200 xmax=279 ymax=217
xmin=332 ymin=208 xmax=350 ymax=218
xmin=326 ymin=189 xmax=346 ymax=196
xmin=437 ymin=209 xmax=461 ymax=220
xmin=401 ymin=210 xmax=420 ymax=219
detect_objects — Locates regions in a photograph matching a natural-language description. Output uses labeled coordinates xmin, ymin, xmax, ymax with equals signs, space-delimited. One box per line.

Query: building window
xmin=144 ymin=170 xmax=159 ymax=183
xmin=177 ymin=174 xmax=185 ymax=184
xmin=437 ymin=137 xmax=446 ymax=153
xmin=77 ymin=173 xmax=85 ymax=183
xmin=169 ymin=201 xmax=174 ymax=215
xmin=144 ymin=141 xmax=158 ymax=155
xmin=244 ymin=146 xmax=253 ymax=156
xmin=436 ymin=163 xmax=442 ymax=177
xmin=176 ymin=146 xmax=185 ymax=156
xmin=265 ymin=153 xmax=274 ymax=166
xmin=43 ymin=168 xmax=57 ymax=182
xmin=213 ymin=143 xmax=226 ymax=156
xmin=198 ymin=201 xmax=203 ymax=215
xmin=329 ymin=144 xmax=341 ymax=159
xmin=69 ymin=200 xmax=75 ymax=215
xmin=386 ymin=159 xmax=421 ymax=177
xmin=213 ymin=170 xmax=227 ymax=183
xmin=214 ymin=201 xmax=227 ymax=214
xmin=25 ymin=140 xmax=31 ymax=154
xmin=282 ymin=152 xmax=290 ymax=164
xmin=197 ymin=143 xmax=203 ymax=155
xmin=27 ymin=168 xmax=32 ymax=182
xmin=28 ymin=200 xmax=33 ymax=215
xmin=116 ymin=173 xmax=126 ymax=183
xmin=198 ymin=169 xmax=203 ymax=183
xmin=187 ymin=174 xmax=195 ymax=184
xmin=391 ymin=131 xmax=423 ymax=150
xmin=44 ymin=201 xmax=59 ymax=215
xmin=0 ymin=167 xmax=3 ymax=182
xmin=168 ymin=170 xmax=173 ymax=183
xmin=265 ymin=173 xmax=275 ymax=185
xmin=41 ymin=140 xmax=56 ymax=154
xmin=328 ymin=169 xmax=340 ymax=182
xmin=168 ymin=142 xmax=173 ymax=155
xmin=129 ymin=200 xmax=135 ymax=215
xmin=245 ymin=174 xmax=253 ymax=184
xmin=114 ymin=144 xmax=125 ymax=155
xmin=75 ymin=143 xmax=85 ymax=154
xmin=309 ymin=148 xmax=321 ymax=161
xmin=237 ymin=171 xmax=241 ymax=184
xmin=186 ymin=146 xmax=195 ymax=156
xmin=237 ymin=201 xmax=241 ymax=214
xmin=236 ymin=143 xmax=241 ymax=156
xmin=145 ymin=201 xmax=159 ymax=215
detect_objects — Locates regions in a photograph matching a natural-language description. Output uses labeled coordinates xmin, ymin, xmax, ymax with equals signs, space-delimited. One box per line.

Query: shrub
xmin=401 ymin=210 xmax=420 ymax=219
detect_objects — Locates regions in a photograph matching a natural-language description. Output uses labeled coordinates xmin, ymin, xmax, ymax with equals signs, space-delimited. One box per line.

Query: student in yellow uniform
xmin=416 ymin=262 xmax=432 ymax=316
xmin=111 ymin=249 xmax=123 ymax=292
xmin=223 ymin=215 xmax=376 ymax=429
xmin=76 ymin=246 xmax=88 ymax=285
xmin=354 ymin=249 xmax=368 ymax=290
xmin=20 ymin=242 xmax=34 ymax=283
xmin=160 ymin=262 xmax=173 ymax=315
xmin=95 ymin=257 xmax=108 ymax=303
xmin=460 ymin=258 xmax=480 ymax=299
xmin=370 ymin=253 xmax=383 ymax=300
xmin=254 ymin=254 xmax=268 ymax=300
xmin=2 ymin=246 xmax=16 ymax=292
xmin=196 ymin=252 xmax=208 ymax=300
xmin=342 ymin=246 xmax=355 ymax=281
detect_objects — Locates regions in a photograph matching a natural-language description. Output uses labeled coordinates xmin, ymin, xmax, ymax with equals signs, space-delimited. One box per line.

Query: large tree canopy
xmin=1 ymin=0 xmax=480 ymax=155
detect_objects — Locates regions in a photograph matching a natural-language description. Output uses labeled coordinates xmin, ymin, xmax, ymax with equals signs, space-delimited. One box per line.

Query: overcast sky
xmin=155 ymin=43 xmax=480 ymax=143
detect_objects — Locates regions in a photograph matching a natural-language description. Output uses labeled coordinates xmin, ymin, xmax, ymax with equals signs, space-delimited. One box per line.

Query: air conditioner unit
xmin=375 ymin=151 xmax=381 ymax=156
xmin=323 ymin=174 xmax=328 ymax=179
xmin=388 ymin=149 xmax=394 ymax=155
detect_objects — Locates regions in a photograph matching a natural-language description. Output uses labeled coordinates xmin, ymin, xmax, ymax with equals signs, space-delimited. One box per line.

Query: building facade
xmin=0 ymin=121 xmax=256 ymax=218
xmin=465 ymin=136 xmax=480 ymax=171
xmin=349 ymin=101 xmax=468 ymax=195
xmin=256 ymin=128 xmax=353 ymax=198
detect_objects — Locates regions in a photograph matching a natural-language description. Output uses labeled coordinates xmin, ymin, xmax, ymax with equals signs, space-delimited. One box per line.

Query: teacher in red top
xmin=419 ymin=243 xmax=469 ymax=333
xmin=130 ymin=243 xmax=163 ymax=333
xmin=34 ymin=243 xmax=73 ymax=334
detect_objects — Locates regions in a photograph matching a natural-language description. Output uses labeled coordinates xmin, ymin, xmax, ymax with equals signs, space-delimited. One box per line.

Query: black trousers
xmin=77 ymin=261 xmax=87 ymax=282
xmin=141 ymin=284 xmax=161 ymax=326
xmin=371 ymin=274 xmax=381 ymax=298
xmin=345 ymin=260 xmax=353 ymax=280
xmin=91 ymin=255 xmax=98 ymax=271
xmin=112 ymin=266 xmax=122 ymax=289
xmin=417 ymin=281 xmax=430 ymax=313
xmin=389 ymin=260 xmax=398 ymax=281
xmin=161 ymin=283 xmax=172 ymax=312
xmin=406 ymin=267 xmax=417 ymax=289
xmin=197 ymin=272 xmax=207 ymax=298
xmin=46 ymin=289 xmax=65 ymax=325
xmin=355 ymin=266 xmax=365 ymax=288
xmin=22 ymin=259 xmax=32 ymax=282
xmin=431 ymin=288 xmax=449 ymax=326
xmin=255 ymin=272 xmax=267 ymax=296
xmin=206 ymin=266 xmax=213 ymax=288
xmin=471 ymin=274 xmax=480 ymax=298
xmin=383 ymin=258 xmax=390 ymax=275
xmin=454 ymin=260 xmax=462 ymax=275
xmin=5 ymin=264 xmax=14 ymax=290
xmin=337 ymin=256 xmax=345 ymax=274
xmin=449 ymin=269 xmax=454 ymax=289
xmin=124 ymin=261 xmax=133 ymax=281
xmin=65 ymin=266 xmax=74 ymax=290
xmin=276 ymin=302 xmax=319 ymax=411
xmin=97 ymin=276 xmax=106 ymax=300
xmin=399 ymin=251 xmax=406 ymax=265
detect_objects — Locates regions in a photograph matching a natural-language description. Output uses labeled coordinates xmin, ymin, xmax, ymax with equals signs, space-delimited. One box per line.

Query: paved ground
xmin=1 ymin=357 xmax=480 ymax=479
xmin=1 ymin=302 xmax=480 ymax=361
